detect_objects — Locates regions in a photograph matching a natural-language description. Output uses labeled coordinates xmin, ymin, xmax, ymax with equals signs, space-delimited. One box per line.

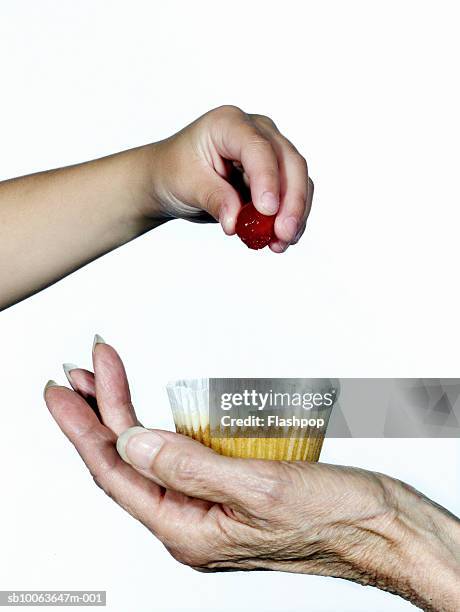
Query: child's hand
xmin=146 ymin=105 xmax=313 ymax=253
xmin=0 ymin=105 xmax=312 ymax=309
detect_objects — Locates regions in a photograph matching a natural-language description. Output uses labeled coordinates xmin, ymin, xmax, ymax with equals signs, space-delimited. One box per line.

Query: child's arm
xmin=0 ymin=105 xmax=311 ymax=309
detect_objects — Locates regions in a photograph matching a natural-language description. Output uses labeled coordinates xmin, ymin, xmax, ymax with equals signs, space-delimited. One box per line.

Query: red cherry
xmin=236 ymin=203 xmax=275 ymax=250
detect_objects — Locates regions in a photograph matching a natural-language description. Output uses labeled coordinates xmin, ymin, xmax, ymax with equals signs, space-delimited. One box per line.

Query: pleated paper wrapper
xmin=166 ymin=379 xmax=337 ymax=462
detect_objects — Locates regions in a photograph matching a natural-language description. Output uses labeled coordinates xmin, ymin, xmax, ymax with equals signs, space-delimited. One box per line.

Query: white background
xmin=1 ymin=1 xmax=459 ymax=610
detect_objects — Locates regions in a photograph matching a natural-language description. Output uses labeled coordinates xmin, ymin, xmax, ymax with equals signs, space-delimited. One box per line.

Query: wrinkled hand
xmin=44 ymin=338 xmax=460 ymax=611
xmin=145 ymin=105 xmax=313 ymax=252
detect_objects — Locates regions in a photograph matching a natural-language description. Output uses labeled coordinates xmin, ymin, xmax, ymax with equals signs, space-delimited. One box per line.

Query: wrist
xmin=111 ymin=144 xmax=166 ymax=235
xmin=356 ymin=476 xmax=460 ymax=610
xmin=92 ymin=143 xmax=168 ymax=249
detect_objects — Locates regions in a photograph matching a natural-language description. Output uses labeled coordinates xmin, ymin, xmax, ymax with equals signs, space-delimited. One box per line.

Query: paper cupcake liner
xmin=166 ymin=379 xmax=336 ymax=462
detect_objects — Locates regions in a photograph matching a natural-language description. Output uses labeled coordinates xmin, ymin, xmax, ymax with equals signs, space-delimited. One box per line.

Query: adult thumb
xmin=117 ymin=426 xmax=277 ymax=510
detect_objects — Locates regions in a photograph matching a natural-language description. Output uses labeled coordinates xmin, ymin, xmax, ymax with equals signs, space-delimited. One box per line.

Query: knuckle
xmin=261 ymin=477 xmax=287 ymax=504
xmin=89 ymin=457 xmax=113 ymax=481
xmin=293 ymin=153 xmax=308 ymax=173
xmin=203 ymin=185 xmax=228 ymax=214
xmin=247 ymin=470 xmax=289 ymax=509
xmin=260 ymin=172 xmax=280 ymax=191
xmin=252 ymin=113 xmax=277 ymax=130
xmin=260 ymin=167 xmax=279 ymax=183
xmin=292 ymin=187 xmax=308 ymax=204
xmin=90 ymin=460 xmax=116 ymax=495
xmin=246 ymin=132 xmax=271 ymax=148
xmin=170 ymin=452 xmax=202 ymax=485
xmin=76 ymin=429 xmax=118 ymax=493
xmin=212 ymin=104 xmax=245 ymax=119
xmin=243 ymin=135 xmax=276 ymax=161
xmin=92 ymin=475 xmax=105 ymax=492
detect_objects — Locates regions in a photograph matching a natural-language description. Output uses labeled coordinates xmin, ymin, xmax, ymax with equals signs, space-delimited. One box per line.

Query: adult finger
xmin=62 ymin=364 xmax=101 ymax=419
xmin=63 ymin=364 xmax=96 ymax=398
xmin=44 ymin=383 xmax=161 ymax=526
xmin=92 ymin=335 xmax=139 ymax=435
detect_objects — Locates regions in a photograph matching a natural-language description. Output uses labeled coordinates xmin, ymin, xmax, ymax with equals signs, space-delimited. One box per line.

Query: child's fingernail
xmin=93 ymin=334 xmax=106 ymax=351
xmin=270 ymin=240 xmax=289 ymax=253
xmin=117 ymin=426 xmax=164 ymax=468
xmin=43 ymin=379 xmax=59 ymax=398
xmin=63 ymin=363 xmax=79 ymax=385
xmin=260 ymin=191 xmax=279 ymax=215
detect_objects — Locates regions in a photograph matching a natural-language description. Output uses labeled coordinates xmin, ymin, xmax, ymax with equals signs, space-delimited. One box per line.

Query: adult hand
xmin=44 ymin=338 xmax=460 ymax=611
xmin=146 ymin=105 xmax=313 ymax=252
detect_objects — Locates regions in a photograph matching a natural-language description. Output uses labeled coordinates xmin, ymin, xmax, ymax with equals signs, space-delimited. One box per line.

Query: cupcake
xmin=167 ymin=378 xmax=338 ymax=462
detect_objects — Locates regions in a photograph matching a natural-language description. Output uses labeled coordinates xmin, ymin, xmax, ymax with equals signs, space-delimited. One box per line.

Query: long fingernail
xmin=260 ymin=191 xmax=279 ymax=215
xmin=117 ymin=427 xmax=164 ymax=468
xmin=43 ymin=379 xmax=59 ymax=398
xmin=93 ymin=334 xmax=105 ymax=351
xmin=283 ymin=216 xmax=299 ymax=241
xmin=63 ymin=363 xmax=79 ymax=385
